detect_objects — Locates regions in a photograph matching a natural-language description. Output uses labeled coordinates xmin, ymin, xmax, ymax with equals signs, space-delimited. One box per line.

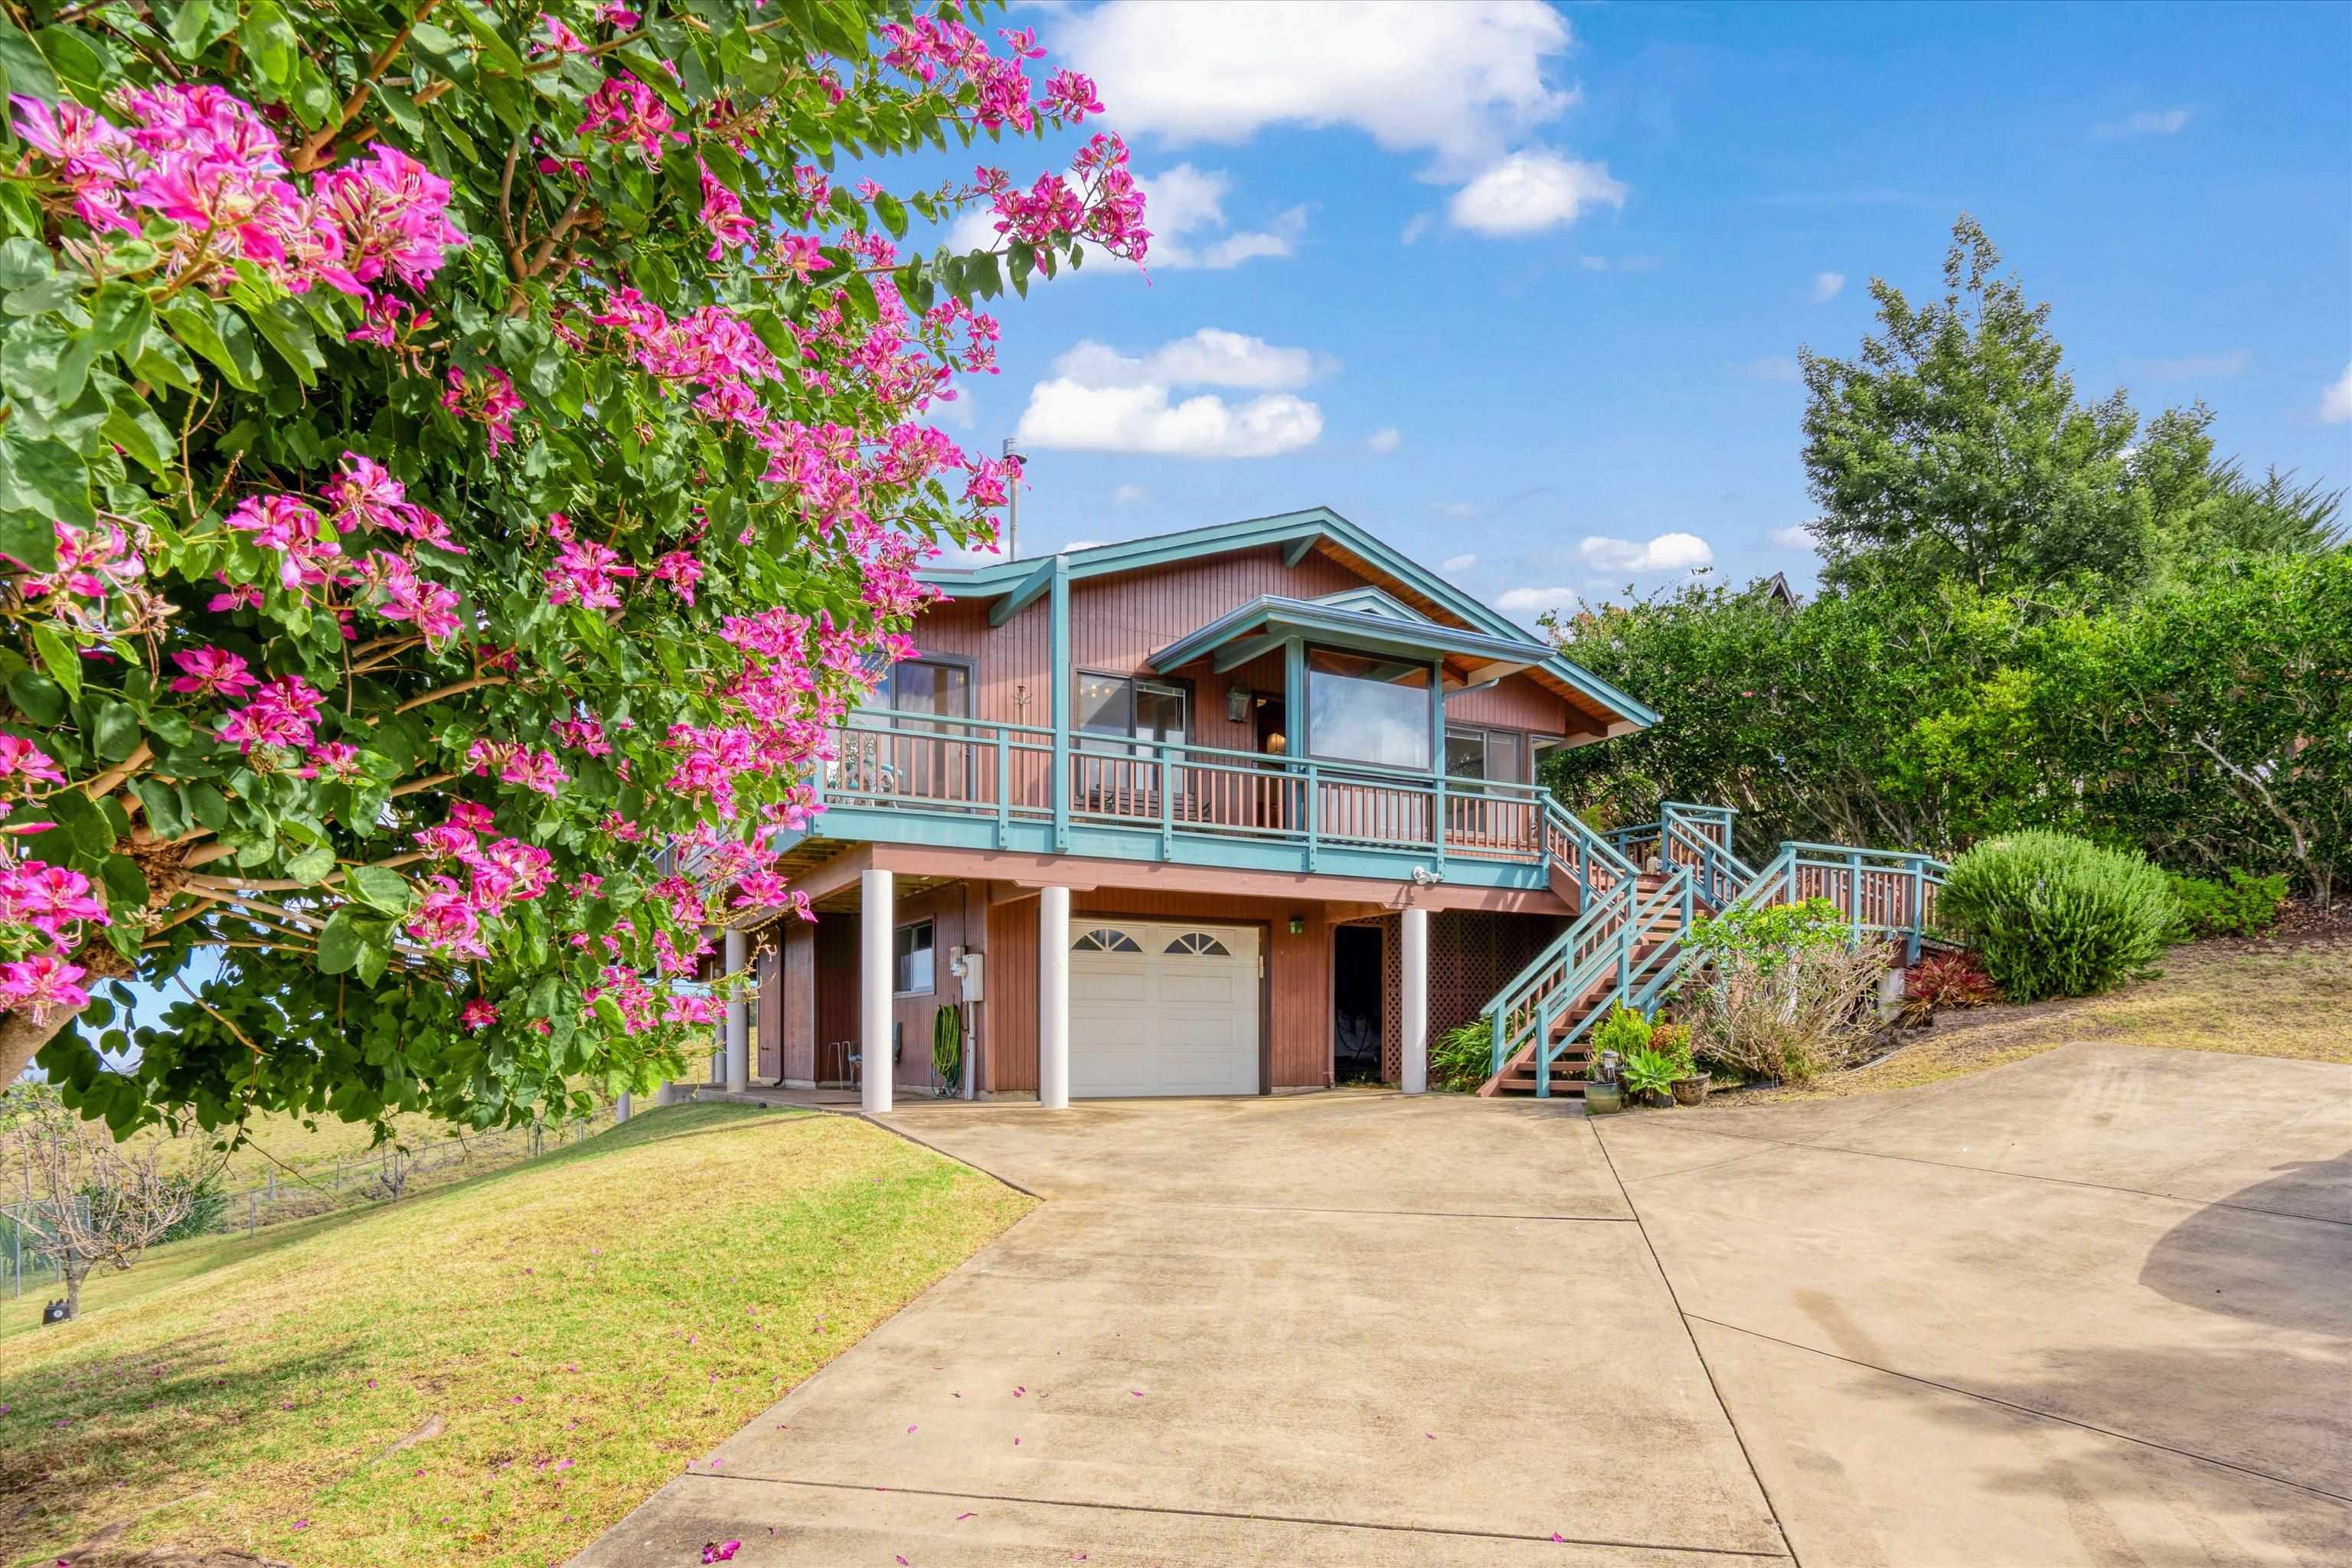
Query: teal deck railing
xmin=811 ymin=710 xmax=1583 ymax=881
xmin=1476 ymin=802 xmax=1952 ymax=1098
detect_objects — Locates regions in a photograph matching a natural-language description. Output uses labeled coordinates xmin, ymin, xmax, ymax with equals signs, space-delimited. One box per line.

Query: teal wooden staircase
xmin=1478 ymin=803 xmax=1949 ymax=1100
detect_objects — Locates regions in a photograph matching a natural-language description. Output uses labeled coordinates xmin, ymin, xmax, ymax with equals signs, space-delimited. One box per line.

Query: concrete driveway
xmin=578 ymin=1043 xmax=2350 ymax=1566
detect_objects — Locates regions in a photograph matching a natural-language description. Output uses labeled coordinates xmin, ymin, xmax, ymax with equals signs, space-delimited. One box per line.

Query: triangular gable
xmin=1312 ymin=586 xmax=1428 ymax=622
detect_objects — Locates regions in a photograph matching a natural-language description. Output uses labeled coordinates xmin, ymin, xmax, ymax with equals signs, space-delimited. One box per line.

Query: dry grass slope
xmin=1719 ymin=933 xmax=2351 ymax=1107
xmin=0 ymin=1104 xmax=1034 ymax=1568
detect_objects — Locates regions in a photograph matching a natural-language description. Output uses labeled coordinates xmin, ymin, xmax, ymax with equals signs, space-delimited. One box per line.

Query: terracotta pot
xmin=1670 ymin=1073 xmax=1711 ymax=1107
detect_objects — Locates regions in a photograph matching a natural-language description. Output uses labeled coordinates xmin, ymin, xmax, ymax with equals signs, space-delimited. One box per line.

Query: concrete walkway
xmin=578 ymin=1044 xmax=2350 ymax=1566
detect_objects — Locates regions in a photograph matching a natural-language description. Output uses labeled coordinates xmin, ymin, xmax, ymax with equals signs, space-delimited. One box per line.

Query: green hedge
xmin=2168 ymin=870 xmax=2290 ymax=939
xmin=1939 ymin=831 xmax=2177 ymax=1001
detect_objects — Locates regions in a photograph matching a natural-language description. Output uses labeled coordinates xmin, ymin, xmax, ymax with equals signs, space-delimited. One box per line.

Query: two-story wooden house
xmin=694 ymin=504 xmax=1714 ymax=1109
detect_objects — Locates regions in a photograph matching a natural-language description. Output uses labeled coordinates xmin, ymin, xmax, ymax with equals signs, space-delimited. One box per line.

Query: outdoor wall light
xmin=1227 ymin=684 xmax=1253 ymax=722
xmin=1289 ymin=915 xmax=1305 ymax=935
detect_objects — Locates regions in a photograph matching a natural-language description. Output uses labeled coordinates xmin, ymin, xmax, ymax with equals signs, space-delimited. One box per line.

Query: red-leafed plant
xmin=1900 ymin=949 xmax=1998 ymax=1024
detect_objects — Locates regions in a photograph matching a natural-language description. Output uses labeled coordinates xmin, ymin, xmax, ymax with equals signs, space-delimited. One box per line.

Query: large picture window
xmin=893 ymin=920 xmax=934 ymax=995
xmin=870 ymin=658 xmax=970 ymax=719
xmin=1305 ymin=648 xmax=1432 ymax=770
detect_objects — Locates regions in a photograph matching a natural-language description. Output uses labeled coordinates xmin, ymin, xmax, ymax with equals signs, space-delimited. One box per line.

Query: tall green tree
xmin=1800 ymin=216 xmax=2149 ymax=599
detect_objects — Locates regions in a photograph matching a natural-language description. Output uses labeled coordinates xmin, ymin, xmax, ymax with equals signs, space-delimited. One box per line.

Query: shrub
xmin=1938 ymin=832 xmax=2177 ymax=1001
xmin=156 ymin=1171 xmax=228 ymax=1243
xmin=2167 ymin=871 xmax=2291 ymax=940
xmin=1429 ymin=1019 xmax=1497 ymax=1093
xmin=1899 ymin=949 xmax=1999 ymax=1025
xmin=1677 ymin=897 xmax=1888 ymax=1085
xmin=1620 ymin=1046 xmax=1684 ymax=1102
xmin=1647 ymin=1022 xmax=1696 ymax=1076
xmin=1591 ymin=1004 xmax=1653 ymax=1063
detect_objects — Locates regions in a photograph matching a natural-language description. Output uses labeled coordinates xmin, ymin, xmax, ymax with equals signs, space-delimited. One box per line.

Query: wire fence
xmin=2 ymin=1106 xmax=622 ymax=1299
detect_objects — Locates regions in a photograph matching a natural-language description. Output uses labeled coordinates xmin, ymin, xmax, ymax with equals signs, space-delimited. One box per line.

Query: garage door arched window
xmin=1163 ymin=932 xmax=1233 ymax=956
xmin=1072 ymin=927 xmax=1143 ymax=954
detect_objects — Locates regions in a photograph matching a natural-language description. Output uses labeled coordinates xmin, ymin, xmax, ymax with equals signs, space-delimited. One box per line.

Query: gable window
xmin=893 ymin=920 xmax=934 ymax=995
xmin=1305 ymin=648 xmax=1432 ymax=771
xmin=1075 ymin=671 xmax=1187 ymax=752
xmin=1445 ymin=726 xmax=1527 ymax=786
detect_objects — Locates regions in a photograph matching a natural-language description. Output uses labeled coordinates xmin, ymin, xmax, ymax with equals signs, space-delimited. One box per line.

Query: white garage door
xmin=1068 ymin=922 xmax=1261 ymax=1098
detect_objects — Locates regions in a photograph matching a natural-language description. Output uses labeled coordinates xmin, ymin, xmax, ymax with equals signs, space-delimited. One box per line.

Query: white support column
xmin=861 ymin=868 xmax=894 ymax=1114
xmin=724 ymin=926 xmax=750 ymax=1093
xmin=1038 ymin=885 xmax=1070 ymax=1109
xmin=615 ymin=1091 xmax=632 ymax=1123
xmin=1400 ymin=906 xmax=1430 ymax=1095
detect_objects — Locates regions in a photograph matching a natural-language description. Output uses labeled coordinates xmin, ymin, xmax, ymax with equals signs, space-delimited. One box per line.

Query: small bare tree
xmin=15 ymin=1099 xmax=204 ymax=1321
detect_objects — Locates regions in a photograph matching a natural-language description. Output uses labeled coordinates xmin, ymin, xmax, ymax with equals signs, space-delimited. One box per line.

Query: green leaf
xmin=167 ymin=0 xmax=214 ymax=60
xmin=88 ymin=282 xmax=153 ymax=354
xmin=317 ymin=907 xmax=363 ymax=974
xmin=873 ymin=190 xmax=908 ymax=240
xmin=7 ymin=668 xmax=66 ymax=725
xmin=0 ymin=25 xmax=61 ymax=103
xmin=354 ymin=934 xmax=390 ymax=985
xmin=240 ymin=0 xmax=298 ymax=86
xmin=102 ymin=387 xmax=175 ymax=475
xmin=345 ymin=864 xmax=413 ymax=915
xmin=247 ymin=297 xmax=322 ymax=386
xmin=160 ymin=298 xmax=263 ymax=391
xmin=100 ymin=852 xmax=149 ymax=911
xmin=0 ymin=510 xmax=54 ymax=573
xmin=43 ymin=786 xmax=113 ymax=857
xmin=185 ymin=780 xmax=229 ymax=832
xmin=89 ymin=698 xmax=140 ymax=762
xmin=0 ymin=426 xmax=96 ymax=528
xmin=133 ymin=778 xmax=188 ymax=839
xmin=29 ymin=622 xmax=80 ymax=697
xmin=284 ymin=843 xmax=338 ymax=884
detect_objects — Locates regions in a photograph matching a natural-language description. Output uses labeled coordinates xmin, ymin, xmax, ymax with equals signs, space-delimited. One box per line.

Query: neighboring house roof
xmin=920 ymin=506 xmax=1660 ymax=731
xmin=1762 ymin=571 xmax=1800 ymax=608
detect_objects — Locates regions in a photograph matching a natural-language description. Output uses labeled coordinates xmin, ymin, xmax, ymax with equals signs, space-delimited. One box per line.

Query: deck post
xmin=1400 ymin=906 xmax=1429 ymax=1095
xmin=861 ymin=867 xmax=893 ymax=1114
xmin=1038 ymin=884 xmax=1070 ymax=1109
xmin=724 ymin=926 xmax=750 ymax=1093
xmin=1049 ymin=555 xmax=1071 ymax=854
xmin=1907 ymin=861 xmax=1925 ymax=963
xmin=1849 ymin=854 xmax=1864 ymax=945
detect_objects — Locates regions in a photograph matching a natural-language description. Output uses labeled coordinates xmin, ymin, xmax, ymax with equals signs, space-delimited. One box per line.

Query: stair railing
xmin=1527 ymin=862 xmax=1694 ymax=1096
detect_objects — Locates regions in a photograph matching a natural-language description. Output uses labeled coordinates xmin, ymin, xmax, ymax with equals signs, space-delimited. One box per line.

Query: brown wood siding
xmin=985 ymin=893 xmax=1039 ymax=1094
xmin=780 ymin=920 xmax=815 ymax=1083
xmin=887 ymin=883 xmax=969 ymax=1093
xmin=1446 ymin=671 xmax=1573 ymax=734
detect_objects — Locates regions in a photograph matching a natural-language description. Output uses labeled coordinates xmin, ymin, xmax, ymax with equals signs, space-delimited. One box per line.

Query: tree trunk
xmin=64 ymin=1257 xmax=86 ymax=1320
xmin=1 ymin=1002 xmax=77 ymax=1087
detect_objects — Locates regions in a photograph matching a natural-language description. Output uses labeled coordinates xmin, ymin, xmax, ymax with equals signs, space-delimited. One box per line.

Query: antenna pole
xmin=1001 ymin=436 xmax=1021 ymax=560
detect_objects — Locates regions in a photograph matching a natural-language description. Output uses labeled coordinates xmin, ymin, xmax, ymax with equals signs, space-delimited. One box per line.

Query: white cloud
xmin=1811 ymin=271 xmax=1845 ymax=302
xmin=1770 ymin=524 xmax=1818 ymax=551
xmin=1063 ymin=539 xmax=1110 ymax=552
xmin=1579 ymin=255 xmax=1609 ymax=272
xmin=2096 ymin=108 xmax=2190 ymax=139
xmin=1053 ymin=328 xmax=1329 ymax=392
xmin=1441 ymin=553 xmax=1478 ymax=574
xmin=1449 ymin=149 xmax=1626 ymax=235
xmin=1366 ymin=426 xmax=1402 ymax=455
xmin=921 ymin=379 xmax=976 ymax=432
xmin=1112 ymin=484 xmax=1146 ymax=506
xmin=1433 ymin=501 xmax=1480 ymax=520
xmin=1056 ymin=0 xmax=1577 ymax=175
xmin=1016 ymin=329 xmax=1328 ymax=459
xmin=1579 ymin=532 xmax=1714 ymax=573
xmin=1497 ymin=586 xmax=1579 ymax=612
xmin=2321 ymin=363 xmax=2352 ymax=425
xmin=1400 ymin=212 xmax=1435 ymax=245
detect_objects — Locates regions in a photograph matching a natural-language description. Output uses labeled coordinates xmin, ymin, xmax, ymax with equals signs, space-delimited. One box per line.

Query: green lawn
xmin=0 ymin=1103 xmax=1034 ymax=1566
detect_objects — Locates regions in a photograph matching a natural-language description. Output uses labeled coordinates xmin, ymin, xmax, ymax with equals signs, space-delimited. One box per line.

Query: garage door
xmin=1068 ymin=922 xmax=1261 ymax=1098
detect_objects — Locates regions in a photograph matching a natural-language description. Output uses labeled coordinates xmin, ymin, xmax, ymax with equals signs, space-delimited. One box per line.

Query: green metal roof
xmin=920 ymin=506 xmax=1660 ymax=730
xmin=1149 ymin=595 xmax=1554 ymax=681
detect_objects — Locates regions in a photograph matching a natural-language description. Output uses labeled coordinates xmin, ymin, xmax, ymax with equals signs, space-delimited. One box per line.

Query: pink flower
xmin=312 ymin=144 xmax=469 ymax=292
xmin=404 ymin=874 xmax=487 ymax=959
xmin=578 ymin=76 xmax=675 ymax=162
xmin=460 ymin=997 xmax=498 ymax=1031
xmin=544 ymin=539 xmax=637 ymax=611
xmin=216 ymin=675 xmax=325 ymax=753
xmin=168 ymin=647 xmax=261 ymax=701
xmin=302 ymin=742 xmax=366 ymax=781
xmin=0 ymin=952 xmax=90 ymax=1024
xmin=701 ymin=1542 xmax=740 ymax=1564
xmin=698 ymin=161 xmax=756 ymax=260
xmin=649 ymin=550 xmax=704 ymax=604
xmin=442 ymin=366 xmax=524 ymax=454
xmin=360 ymin=551 xmax=463 ymax=648
xmin=0 ymin=736 xmax=67 ymax=791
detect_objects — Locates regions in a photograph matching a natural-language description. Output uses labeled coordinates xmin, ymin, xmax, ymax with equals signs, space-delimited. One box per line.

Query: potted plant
xmin=1583 ymin=1052 xmax=1624 ymax=1116
xmin=1653 ymin=1023 xmax=1710 ymax=1106
xmin=1620 ymin=1044 xmax=1682 ymax=1108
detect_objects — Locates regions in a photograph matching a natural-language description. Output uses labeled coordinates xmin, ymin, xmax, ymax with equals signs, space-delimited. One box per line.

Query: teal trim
xmin=988 ymin=557 xmax=1057 ymax=627
xmin=1282 ymin=535 xmax=1315 ymax=567
xmin=1312 ymin=586 xmax=1425 ymax=622
xmin=916 ymin=506 xmax=1661 ymax=731
xmin=1148 ymin=595 xmax=1553 ymax=678
xmin=1049 ymin=554 xmax=1070 ymax=854
xmin=1282 ymin=636 xmax=1305 ymax=750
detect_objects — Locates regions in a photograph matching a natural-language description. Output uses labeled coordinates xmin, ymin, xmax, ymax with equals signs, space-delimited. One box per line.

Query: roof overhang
xmin=920 ymin=507 xmax=1661 ymax=732
xmin=1149 ymin=596 xmax=1553 ymax=691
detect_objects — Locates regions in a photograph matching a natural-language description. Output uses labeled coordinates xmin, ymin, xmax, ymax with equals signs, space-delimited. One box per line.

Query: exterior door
xmin=1068 ymin=922 xmax=1261 ymax=1097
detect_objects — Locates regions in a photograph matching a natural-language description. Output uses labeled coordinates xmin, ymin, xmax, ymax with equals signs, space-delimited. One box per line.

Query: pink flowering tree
xmin=0 ymin=1 xmax=1145 ymax=1134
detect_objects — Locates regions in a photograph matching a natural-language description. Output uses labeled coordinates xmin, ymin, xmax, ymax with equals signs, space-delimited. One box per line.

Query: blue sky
xmin=916 ymin=0 xmax=2352 ymax=621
